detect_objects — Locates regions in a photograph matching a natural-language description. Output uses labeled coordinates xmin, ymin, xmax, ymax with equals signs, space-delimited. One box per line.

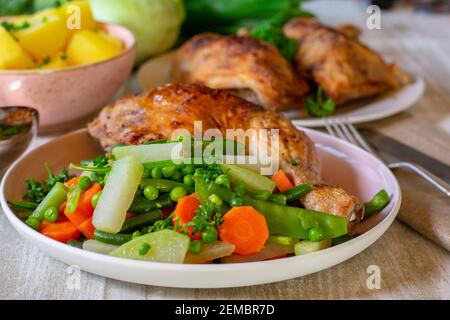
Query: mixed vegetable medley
xmin=10 ymin=139 xmax=391 ymax=264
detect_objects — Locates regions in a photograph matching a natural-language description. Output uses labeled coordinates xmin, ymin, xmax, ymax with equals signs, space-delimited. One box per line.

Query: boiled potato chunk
xmin=61 ymin=1 xmax=98 ymax=31
xmin=67 ymin=29 xmax=123 ymax=65
xmin=13 ymin=8 xmax=69 ymax=60
xmin=38 ymin=52 xmax=71 ymax=69
xmin=0 ymin=26 xmax=34 ymax=70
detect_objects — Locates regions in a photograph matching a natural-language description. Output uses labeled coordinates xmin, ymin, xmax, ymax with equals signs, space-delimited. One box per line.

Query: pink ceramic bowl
xmin=0 ymin=24 xmax=135 ymax=132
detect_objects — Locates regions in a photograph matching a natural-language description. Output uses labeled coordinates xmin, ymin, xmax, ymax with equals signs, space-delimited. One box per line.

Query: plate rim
xmin=0 ymin=128 xmax=402 ymax=288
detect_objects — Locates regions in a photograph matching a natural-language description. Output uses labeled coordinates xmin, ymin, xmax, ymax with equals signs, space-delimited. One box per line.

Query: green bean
xmin=332 ymin=235 xmax=353 ymax=246
xmin=268 ymin=194 xmax=287 ymax=205
xmin=128 ymin=194 xmax=173 ymax=214
xmin=140 ymin=178 xmax=194 ymax=193
xmin=282 ymin=183 xmax=313 ymax=202
xmin=364 ymin=189 xmax=391 ymax=219
xmin=67 ymin=240 xmax=83 ymax=249
xmin=247 ymin=189 xmax=271 ymax=201
xmin=10 ymin=201 xmax=38 ymax=211
xmin=94 ymin=230 xmax=132 ymax=245
xmin=244 ymin=196 xmax=348 ymax=240
xmin=120 ymin=210 xmax=163 ymax=233
xmin=207 ymin=183 xmax=235 ymax=204
xmin=65 ymin=186 xmax=82 ymax=214
xmin=31 ymin=182 xmax=67 ymax=221
xmin=17 ymin=211 xmax=33 ymax=220
xmin=193 ymin=176 xmax=209 ymax=203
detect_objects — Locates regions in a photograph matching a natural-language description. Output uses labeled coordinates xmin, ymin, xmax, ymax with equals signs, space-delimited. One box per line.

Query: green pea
xmin=183 ymin=174 xmax=194 ymax=187
xmin=138 ymin=243 xmax=151 ymax=255
xmin=91 ymin=191 xmax=102 ymax=208
xmin=170 ymin=186 xmax=187 ymax=202
xmin=162 ymin=166 xmax=176 ymax=178
xmin=308 ymin=226 xmax=325 ymax=242
xmin=78 ymin=175 xmax=92 ymax=191
xmin=132 ymin=231 xmax=142 ymax=239
xmin=151 ymin=167 xmax=162 ymax=179
xmin=25 ymin=217 xmax=41 ymax=230
xmin=44 ymin=206 xmax=59 ymax=222
xmin=189 ymin=240 xmax=203 ymax=255
xmin=215 ymin=174 xmax=231 ymax=189
xmin=202 ymin=226 xmax=218 ymax=244
xmin=230 ymin=197 xmax=244 ymax=207
xmin=182 ymin=164 xmax=195 ymax=175
xmin=171 ymin=170 xmax=182 ymax=182
xmin=208 ymin=194 xmax=223 ymax=206
xmin=143 ymin=185 xmax=159 ymax=201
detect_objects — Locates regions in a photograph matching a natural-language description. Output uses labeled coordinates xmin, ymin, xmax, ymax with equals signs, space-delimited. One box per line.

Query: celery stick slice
xmin=93 ymin=155 xmax=143 ymax=233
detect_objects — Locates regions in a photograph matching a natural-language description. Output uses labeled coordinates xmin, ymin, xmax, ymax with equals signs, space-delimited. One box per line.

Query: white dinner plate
xmin=137 ymin=51 xmax=425 ymax=128
xmin=0 ymin=128 xmax=400 ymax=288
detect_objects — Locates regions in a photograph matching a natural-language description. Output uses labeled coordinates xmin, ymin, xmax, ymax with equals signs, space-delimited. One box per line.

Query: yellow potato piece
xmin=67 ymin=29 xmax=123 ymax=66
xmin=13 ymin=8 xmax=69 ymax=60
xmin=0 ymin=26 xmax=34 ymax=70
xmin=38 ymin=52 xmax=71 ymax=70
xmin=61 ymin=1 xmax=98 ymax=31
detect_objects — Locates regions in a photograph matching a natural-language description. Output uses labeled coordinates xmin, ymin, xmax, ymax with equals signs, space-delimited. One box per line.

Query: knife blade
xmin=359 ymin=128 xmax=450 ymax=182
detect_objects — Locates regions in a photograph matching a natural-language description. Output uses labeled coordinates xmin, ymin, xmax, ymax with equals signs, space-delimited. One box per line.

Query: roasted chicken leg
xmin=284 ymin=17 xmax=412 ymax=105
xmin=88 ymin=84 xmax=363 ymax=226
xmin=172 ymin=33 xmax=309 ymax=111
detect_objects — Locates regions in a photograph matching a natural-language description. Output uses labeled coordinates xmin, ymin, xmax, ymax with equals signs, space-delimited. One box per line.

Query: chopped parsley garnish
xmin=24 ymin=164 xmax=71 ymax=203
xmin=290 ymin=159 xmax=298 ymax=166
xmin=305 ymin=87 xmax=336 ymax=118
xmin=1 ymin=20 xmax=31 ymax=32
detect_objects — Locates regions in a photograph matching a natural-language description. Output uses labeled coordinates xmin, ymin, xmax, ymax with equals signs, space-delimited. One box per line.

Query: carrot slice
xmin=41 ymin=221 xmax=80 ymax=243
xmin=64 ymin=183 xmax=101 ymax=226
xmin=272 ymin=170 xmax=294 ymax=192
xmin=173 ymin=194 xmax=201 ymax=240
xmin=78 ymin=216 xmax=95 ymax=239
xmin=219 ymin=206 xmax=269 ymax=255
xmin=65 ymin=177 xmax=79 ymax=188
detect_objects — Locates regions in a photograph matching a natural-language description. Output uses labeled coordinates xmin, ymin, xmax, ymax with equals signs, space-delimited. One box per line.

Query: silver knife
xmin=359 ymin=128 xmax=450 ymax=183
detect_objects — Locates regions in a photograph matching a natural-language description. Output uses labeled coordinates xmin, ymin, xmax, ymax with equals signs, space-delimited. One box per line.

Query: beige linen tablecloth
xmin=1 ymin=1 xmax=449 ymax=299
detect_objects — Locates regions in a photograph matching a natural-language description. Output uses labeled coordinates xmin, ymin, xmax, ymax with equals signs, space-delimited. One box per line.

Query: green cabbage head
xmin=90 ymin=0 xmax=185 ymax=64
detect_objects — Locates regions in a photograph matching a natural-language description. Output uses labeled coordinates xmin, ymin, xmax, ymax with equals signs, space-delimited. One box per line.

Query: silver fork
xmin=325 ymin=117 xmax=450 ymax=197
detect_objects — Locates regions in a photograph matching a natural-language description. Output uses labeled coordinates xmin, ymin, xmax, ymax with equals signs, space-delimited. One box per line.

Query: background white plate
xmin=0 ymin=128 xmax=401 ymax=288
xmin=137 ymin=51 xmax=425 ymax=128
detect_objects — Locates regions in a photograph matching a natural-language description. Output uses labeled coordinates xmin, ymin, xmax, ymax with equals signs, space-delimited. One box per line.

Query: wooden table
xmin=1 ymin=0 xmax=449 ymax=300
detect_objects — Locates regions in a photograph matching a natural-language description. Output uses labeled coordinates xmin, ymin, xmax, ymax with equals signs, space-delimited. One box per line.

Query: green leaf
xmin=306 ymin=88 xmax=336 ymax=118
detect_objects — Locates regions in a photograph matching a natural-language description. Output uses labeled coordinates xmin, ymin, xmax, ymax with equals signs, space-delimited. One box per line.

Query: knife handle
xmin=389 ymin=162 xmax=450 ymax=197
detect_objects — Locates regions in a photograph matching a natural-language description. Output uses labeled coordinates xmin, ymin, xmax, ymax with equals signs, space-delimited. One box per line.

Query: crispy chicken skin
xmin=284 ymin=17 xmax=412 ymax=105
xmin=171 ymin=33 xmax=309 ymax=111
xmin=88 ymin=84 xmax=319 ymax=184
xmin=88 ymin=84 xmax=360 ymax=224
xmin=302 ymin=185 xmax=364 ymax=226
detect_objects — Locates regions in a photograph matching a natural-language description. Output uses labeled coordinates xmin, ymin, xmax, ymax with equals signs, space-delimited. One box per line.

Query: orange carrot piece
xmin=173 ymin=194 xmax=202 ymax=240
xmin=219 ymin=206 xmax=269 ymax=255
xmin=80 ymin=183 xmax=102 ymax=211
xmin=78 ymin=217 xmax=95 ymax=239
xmin=65 ymin=177 xmax=79 ymax=188
xmin=41 ymin=221 xmax=80 ymax=243
xmin=63 ymin=183 xmax=101 ymax=226
xmin=272 ymin=170 xmax=294 ymax=192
